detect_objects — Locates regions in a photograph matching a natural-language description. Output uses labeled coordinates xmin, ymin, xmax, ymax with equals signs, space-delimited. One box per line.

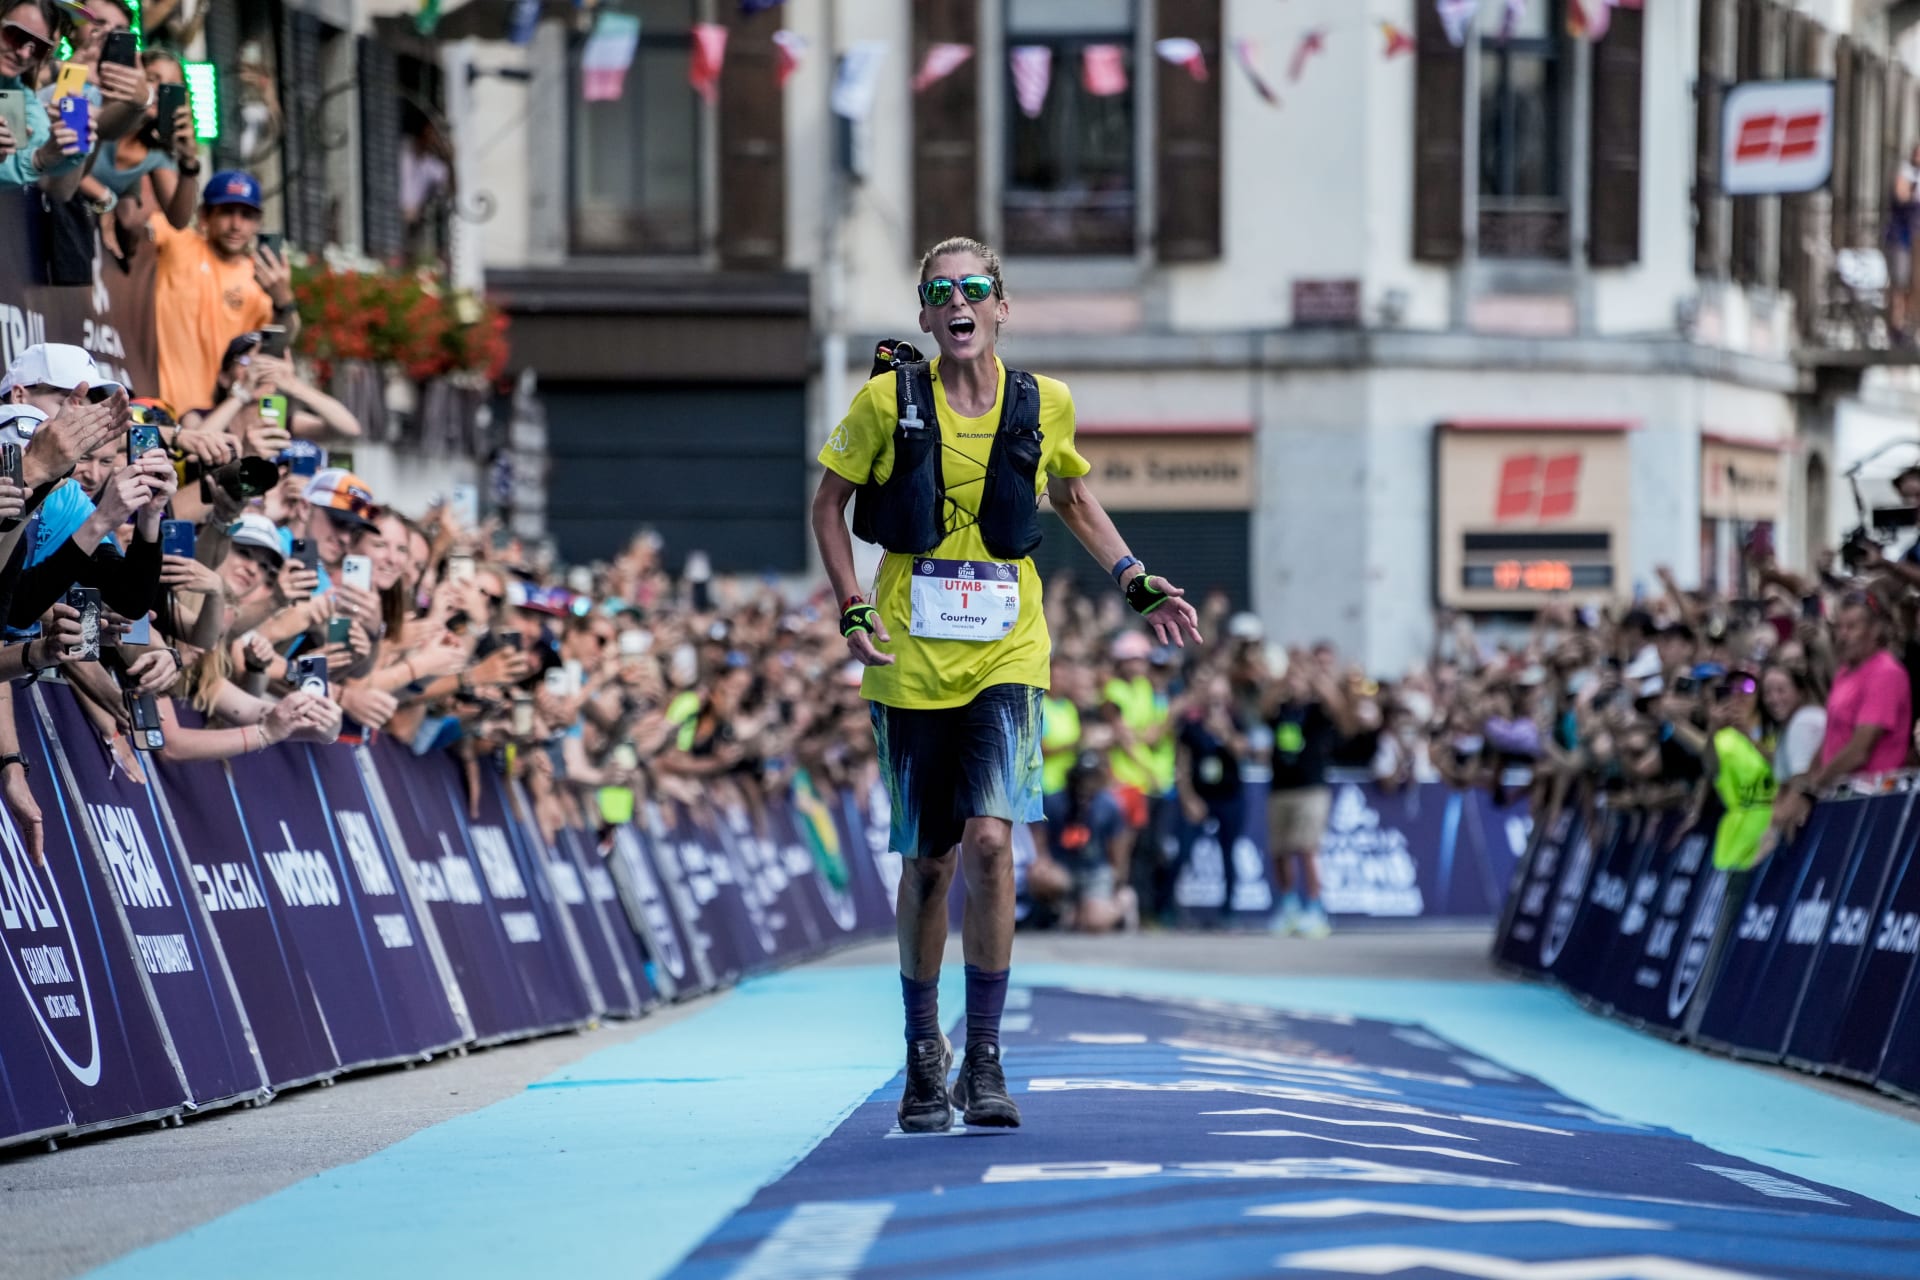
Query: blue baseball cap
xmin=203 ymin=170 xmax=263 ymax=210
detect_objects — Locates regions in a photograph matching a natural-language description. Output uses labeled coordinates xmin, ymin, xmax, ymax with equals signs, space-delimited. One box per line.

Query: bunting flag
xmin=581 ymin=11 xmax=642 ymax=101
xmin=506 ymin=0 xmax=540 ymax=45
xmin=739 ymin=0 xmax=784 ymax=11
xmin=415 ymin=0 xmax=441 ymax=37
xmin=913 ymin=42 xmax=973 ymax=93
xmin=1379 ymin=21 xmax=1416 ymax=58
xmin=689 ymin=22 xmax=728 ymax=102
xmin=1152 ymin=37 xmax=1208 ymax=82
xmin=772 ymin=29 xmax=807 ymax=88
xmin=1567 ymin=0 xmax=1614 ymax=39
xmin=1082 ymin=43 xmax=1129 ymax=96
xmin=1501 ymin=0 xmax=1528 ymax=41
xmin=830 ymin=39 xmax=887 ymax=121
xmin=1288 ymin=28 xmax=1327 ymax=83
xmin=1010 ymin=45 xmax=1053 ymax=119
xmin=1231 ymin=37 xmax=1279 ymax=107
xmin=1437 ymin=0 xmax=1481 ymax=47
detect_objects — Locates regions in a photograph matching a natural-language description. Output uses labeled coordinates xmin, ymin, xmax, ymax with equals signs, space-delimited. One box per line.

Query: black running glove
xmin=840 ymin=601 xmax=882 ymax=638
xmin=1124 ymin=572 xmax=1170 ymax=617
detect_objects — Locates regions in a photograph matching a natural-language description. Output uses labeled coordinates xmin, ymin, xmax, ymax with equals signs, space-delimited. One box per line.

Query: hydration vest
xmin=849 ymin=340 xmax=1044 ymax=561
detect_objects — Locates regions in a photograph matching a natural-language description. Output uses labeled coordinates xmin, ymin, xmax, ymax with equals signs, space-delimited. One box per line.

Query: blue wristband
xmin=1110 ymin=555 xmax=1142 ymax=585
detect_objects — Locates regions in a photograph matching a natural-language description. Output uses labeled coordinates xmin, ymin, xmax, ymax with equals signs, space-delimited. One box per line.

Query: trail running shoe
xmin=1295 ymin=903 xmax=1333 ymax=939
xmin=951 ymin=1044 xmax=1022 ymax=1128
xmin=897 ymin=1034 xmax=954 ymax=1133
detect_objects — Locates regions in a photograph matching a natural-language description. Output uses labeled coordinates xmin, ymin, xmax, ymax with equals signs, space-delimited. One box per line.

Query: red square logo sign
xmin=1495 ymin=453 xmax=1581 ymax=524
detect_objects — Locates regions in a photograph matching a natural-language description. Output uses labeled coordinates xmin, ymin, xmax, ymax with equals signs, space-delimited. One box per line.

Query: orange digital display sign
xmin=1490 ymin=559 xmax=1575 ymax=593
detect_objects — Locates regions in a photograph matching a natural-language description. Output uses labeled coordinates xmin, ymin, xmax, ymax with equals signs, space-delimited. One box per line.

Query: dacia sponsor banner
xmin=606 ymin=818 xmax=707 ymax=1001
xmin=303 ymin=741 xmax=468 ymax=1054
xmin=38 ymin=687 xmax=266 ymax=1109
xmin=1493 ymin=783 xmax=1920 ymax=1101
xmin=667 ymin=985 xmax=1920 ymax=1280
xmin=2 ymin=688 xmax=186 ymax=1136
xmin=551 ymin=820 xmax=651 ymax=1017
xmin=154 ymin=712 xmax=340 ymax=1090
xmin=713 ymin=798 xmax=822 ymax=963
xmin=453 ymin=763 xmax=596 ymax=1032
xmin=368 ymin=741 xmax=541 ymax=1041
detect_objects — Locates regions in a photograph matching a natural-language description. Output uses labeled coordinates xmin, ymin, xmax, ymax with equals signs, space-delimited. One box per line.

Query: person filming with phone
xmin=0 ymin=0 xmax=91 ymax=200
xmin=151 ymin=168 xmax=299 ymax=413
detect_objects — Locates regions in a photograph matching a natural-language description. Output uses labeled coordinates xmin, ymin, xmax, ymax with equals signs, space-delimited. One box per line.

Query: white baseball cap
xmin=0 ymin=343 xmax=128 ymax=400
xmin=0 ymin=403 xmax=46 ymax=448
xmin=224 ymin=513 xmax=286 ymax=568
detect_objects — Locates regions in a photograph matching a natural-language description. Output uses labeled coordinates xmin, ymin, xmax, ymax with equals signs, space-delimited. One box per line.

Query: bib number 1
xmin=909 ymin=557 xmax=1020 ymax=641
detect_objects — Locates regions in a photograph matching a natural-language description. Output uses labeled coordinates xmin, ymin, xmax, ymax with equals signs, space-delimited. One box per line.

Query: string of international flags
xmin=564 ymin=0 xmax=1644 ymax=110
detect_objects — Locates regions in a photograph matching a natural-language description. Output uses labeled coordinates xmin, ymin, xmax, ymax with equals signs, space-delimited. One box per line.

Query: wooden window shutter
xmin=1588 ymin=5 xmax=1644 ymax=266
xmin=1832 ymin=36 xmax=1854 ymax=249
xmin=1154 ymin=0 xmax=1221 ymax=261
xmin=359 ymin=37 xmax=405 ymax=263
xmin=1729 ymin=0 xmax=1762 ymax=284
xmin=279 ymin=12 xmax=331 ymax=250
xmin=1694 ymin=0 xmax=1726 ymax=276
xmin=719 ymin=1 xmax=786 ymax=269
xmin=911 ymin=0 xmax=980 ymax=254
xmin=203 ymin=0 xmax=243 ymax=174
xmin=1411 ymin=0 xmax=1465 ymax=263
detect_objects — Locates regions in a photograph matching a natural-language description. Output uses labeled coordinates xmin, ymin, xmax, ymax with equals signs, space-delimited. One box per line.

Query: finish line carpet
xmin=666 ymin=986 xmax=1920 ymax=1279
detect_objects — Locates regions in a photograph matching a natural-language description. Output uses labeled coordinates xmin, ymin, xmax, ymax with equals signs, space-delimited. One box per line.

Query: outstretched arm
xmin=1047 ymin=474 xmax=1203 ymax=647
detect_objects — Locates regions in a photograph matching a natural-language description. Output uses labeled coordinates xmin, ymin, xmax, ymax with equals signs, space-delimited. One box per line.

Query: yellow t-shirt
xmin=819 ymin=356 xmax=1089 ymax=710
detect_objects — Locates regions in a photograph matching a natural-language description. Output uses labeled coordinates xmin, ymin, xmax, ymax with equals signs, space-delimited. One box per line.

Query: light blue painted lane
xmin=90 ymin=964 xmax=1920 ymax=1280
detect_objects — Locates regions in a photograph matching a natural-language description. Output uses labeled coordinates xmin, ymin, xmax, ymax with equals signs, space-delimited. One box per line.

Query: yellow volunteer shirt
xmin=152 ymin=219 xmax=274 ymax=413
xmin=820 ymin=356 xmax=1089 ymax=710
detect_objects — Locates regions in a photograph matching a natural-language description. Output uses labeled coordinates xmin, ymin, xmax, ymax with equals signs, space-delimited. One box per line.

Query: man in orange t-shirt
xmin=152 ymin=170 xmax=299 ymax=413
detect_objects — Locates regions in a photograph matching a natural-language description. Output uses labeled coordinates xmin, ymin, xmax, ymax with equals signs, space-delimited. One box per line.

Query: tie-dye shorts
xmin=869 ymin=683 xmax=1045 ymax=859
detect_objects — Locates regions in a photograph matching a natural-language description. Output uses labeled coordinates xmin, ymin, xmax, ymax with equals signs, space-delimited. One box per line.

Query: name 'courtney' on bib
xmin=908 ymin=557 xmax=1020 ymax=642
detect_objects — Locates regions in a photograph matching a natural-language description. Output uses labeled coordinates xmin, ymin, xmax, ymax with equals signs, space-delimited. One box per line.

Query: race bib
xmin=909 ymin=557 xmax=1020 ymax=641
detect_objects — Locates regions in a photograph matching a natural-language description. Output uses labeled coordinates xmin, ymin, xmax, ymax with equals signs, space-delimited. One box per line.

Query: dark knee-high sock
xmin=901 ymin=973 xmax=941 ymax=1043
xmin=964 ymin=964 xmax=1009 ymax=1054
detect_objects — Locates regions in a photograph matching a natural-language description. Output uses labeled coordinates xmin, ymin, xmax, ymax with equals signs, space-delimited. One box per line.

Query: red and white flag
xmin=1567 ymin=0 xmax=1628 ymax=39
xmin=773 ymin=29 xmax=806 ymax=88
xmin=1010 ymin=45 xmax=1052 ymax=118
xmin=1232 ymin=37 xmax=1279 ymax=107
xmin=1288 ymin=28 xmax=1327 ymax=84
xmin=1437 ymin=0 xmax=1481 ymax=47
xmin=689 ymin=22 xmax=728 ymax=103
xmin=913 ymin=42 xmax=972 ymax=93
xmin=1152 ymin=37 xmax=1208 ymax=82
xmin=1082 ymin=43 xmax=1129 ymax=97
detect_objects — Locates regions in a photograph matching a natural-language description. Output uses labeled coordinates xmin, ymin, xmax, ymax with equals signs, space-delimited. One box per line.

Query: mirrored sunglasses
xmin=918 ymin=275 xmax=995 ymax=307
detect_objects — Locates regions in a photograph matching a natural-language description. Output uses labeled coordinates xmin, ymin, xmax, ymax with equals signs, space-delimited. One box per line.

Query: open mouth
xmin=947 ymin=316 xmax=976 ymax=339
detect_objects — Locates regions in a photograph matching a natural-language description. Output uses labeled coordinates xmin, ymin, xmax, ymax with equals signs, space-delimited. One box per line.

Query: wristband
xmin=1110 ymin=555 xmax=1143 ymax=585
xmin=1124 ymin=572 xmax=1169 ymax=617
xmin=840 ymin=602 xmax=881 ymax=639
xmin=0 ymin=753 xmax=30 ymax=779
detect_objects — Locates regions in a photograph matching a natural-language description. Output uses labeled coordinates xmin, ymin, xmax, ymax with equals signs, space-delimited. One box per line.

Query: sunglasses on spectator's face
xmin=1 ymin=22 xmax=52 ymax=58
xmin=918 ymin=275 xmax=995 ymax=307
xmin=1715 ymin=676 xmax=1758 ymax=701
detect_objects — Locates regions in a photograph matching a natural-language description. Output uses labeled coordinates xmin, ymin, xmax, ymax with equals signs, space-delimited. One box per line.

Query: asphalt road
xmin=4 ymin=926 xmax=1912 ymax=1280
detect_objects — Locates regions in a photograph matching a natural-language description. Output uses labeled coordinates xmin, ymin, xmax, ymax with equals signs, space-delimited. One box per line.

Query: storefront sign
xmin=1075 ymin=435 xmax=1253 ymax=511
xmin=1436 ymin=425 xmax=1631 ymax=610
xmin=1702 ymin=439 xmax=1785 ymax=523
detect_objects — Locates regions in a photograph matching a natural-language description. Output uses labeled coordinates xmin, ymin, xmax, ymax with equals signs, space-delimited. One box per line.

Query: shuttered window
xmin=1777 ymin=11 xmax=1820 ymax=325
xmin=1153 ymin=0 xmax=1220 ymax=261
xmin=572 ymin=0 xmax=701 ymax=255
xmin=913 ymin=0 xmax=982 ymax=252
xmin=1032 ymin=510 xmax=1250 ymax=610
xmin=1588 ymin=5 xmax=1642 ymax=266
xmin=1729 ymin=0 xmax=1763 ymax=284
xmin=360 ymin=38 xmax=405 ymax=262
xmin=1412 ymin=0 xmax=1465 ymax=263
xmin=1832 ymin=36 xmax=1854 ymax=250
xmin=279 ymin=11 xmax=332 ymax=251
xmin=718 ymin=0 xmax=784 ymax=268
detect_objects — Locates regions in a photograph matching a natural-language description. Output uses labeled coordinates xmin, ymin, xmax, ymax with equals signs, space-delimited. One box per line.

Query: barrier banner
xmin=367 ymin=741 xmax=539 ymax=1041
xmin=1543 ymin=807 xmax=1649 ymax=1001
xmin=840 ymin=779 xmax=902 ymax=929
xmin=1874 ymin=957 xmax=1920 ymax=1100
xmin=768 ymin=792 xmax=866 ymax=944
xmin=152 ymin=720 xmax=339 ymax=1090
xmin=1168 ymin=796 xmax=1275 ymax=928
xmin=1784 ymin=793 xmax=1915 ymax=1071
xmin=1321 ymin=780 xmax=1507 ymax=919
xmin=1828 ymin=807 xmax=1920 ymax=1081
xmin=3 ymin=689 xmax=185 ymax=1132
xmin=714 ymin=799 xmax=822 ymax=962
xmin=1695 ymin=800 xmax=1865 ymax=1061
xmin=1466 ymin=785 xmax=1532 ymax=906
xmin=662 ymin=802 xmax=754 ymax=984
xmin=639 ymin=801 xmax=730 ymax=991
xmin=225 ymin=739 xmax=425 ymax=1068
xmin=554 ymin=821 xmax=651 ymax=1016
xmin=39 ymin=686 xmax=265 ymax=1108
xmin=456 ymin=763 xmax=596 ymax=1030
xmin=495 ymin=776 xmax=610 ymax=1017
xmin=1492 ymin=797 xmax=1585 ymax=975
xmin=607 ymin=820 xmax=705 ymax=1000
xmin=1604 ymin=817 xmax=1721 ymax=1034
xmin=0 ymin=948 xmax=72 ymax=1148
xmin=302 ymin=742 xmax=467 ymax=1053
